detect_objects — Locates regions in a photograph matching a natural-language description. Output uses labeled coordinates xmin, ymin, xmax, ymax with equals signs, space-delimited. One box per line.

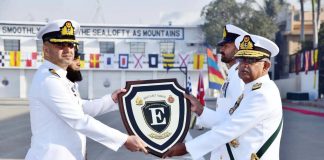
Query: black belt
xmin=226 ymin=118 xmax=283 ymax=160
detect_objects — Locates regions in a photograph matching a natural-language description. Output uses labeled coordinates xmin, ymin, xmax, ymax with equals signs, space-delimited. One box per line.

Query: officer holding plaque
xmin=26 ymin=19 xmax=147 ymax=160
xmin=163 ymin=34 xmax=283 ymax=160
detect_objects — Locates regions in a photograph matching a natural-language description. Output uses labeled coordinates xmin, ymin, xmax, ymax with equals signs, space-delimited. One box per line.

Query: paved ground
xmin=0 ymin=100 xmax=324 ymax=160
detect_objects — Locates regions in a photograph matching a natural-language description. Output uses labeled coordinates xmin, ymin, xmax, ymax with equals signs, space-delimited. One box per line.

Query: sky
xmin=0 ymin=0 xmax=313 ymax=25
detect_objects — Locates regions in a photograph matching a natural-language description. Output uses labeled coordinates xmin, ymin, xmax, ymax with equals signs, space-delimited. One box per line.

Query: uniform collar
xmin=244 ymin=74 xmax=270 ymax=91
xmin=43 ymin=60 xmax=67 ymax=78
xmin=229 ymin=62 xmax=239 ymax=72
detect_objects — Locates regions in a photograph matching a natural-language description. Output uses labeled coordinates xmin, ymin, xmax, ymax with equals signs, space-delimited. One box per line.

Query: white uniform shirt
xmin=25 ymin=60 xmax=128 ymax=160
xmin=186 ymin=75 xmax=283 ymax=160
xmin=197 ymin=63 xmax=244 ymax=159
xmin=199 ymin=63 xmax=244 ymax=127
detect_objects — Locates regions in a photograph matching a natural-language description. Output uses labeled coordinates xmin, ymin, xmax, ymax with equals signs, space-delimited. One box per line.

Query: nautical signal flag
xmin=197 ymin=72 xmax=205 ymax=106
xmin=133 ymin=54 xmax=144 ymax=69
xmin=314 ymin=48 xmax=319 ymax=88
xmin=90 ymin=53 xmax=100 ymax=68
xmin=148 ymin=54 xmax=158 ymax=68
xmin=103 ymin=53 xmax=114 ymax=69
xmin=304 ymin=51 xmax=309 ymax=74
xmin=162 ymin=53 xmax=175 ymax=68
xmin=9 ymin=51 xmax=21 ymax=67
xmin=26 ymin=52 xmax=38 ymax=67
xmin=79 ymin=53 xmax=85 ymax=68
xmin=0 ymin=51 xmax=6 ymax=67
xmin=207 ymin=48 xmax=224 ymax=90
xmin=314 ymin=49 xmax=319 ymax=72
xmin=193 ymin=54 xmax=204 ymax=70
xmin=186 ymin=76 xmax=192 ymax=94
xmin=178 ymin=53 xmax=190 ymax=67
xmin=119 ymin=54 xmax=129 ymax=69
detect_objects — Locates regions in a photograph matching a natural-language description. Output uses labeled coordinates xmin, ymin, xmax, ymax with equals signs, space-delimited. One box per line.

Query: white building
xmin=0 ymin=21 xmax=214 ymax=99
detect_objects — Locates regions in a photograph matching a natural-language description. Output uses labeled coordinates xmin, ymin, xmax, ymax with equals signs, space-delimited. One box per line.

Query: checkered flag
xmin=186 ymin=76 xmax=192 ymax=94
xmin=0 ymin=51 xmax=7 ymax=67
xmin=187 ymin=76 xmax=197 ymax=129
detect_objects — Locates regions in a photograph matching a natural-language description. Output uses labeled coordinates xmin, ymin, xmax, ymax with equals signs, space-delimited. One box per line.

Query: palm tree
xmin=300 ymin=0 xmax=305 ymax=43
xmin=311 ymin=0 xmax=319 ymax=48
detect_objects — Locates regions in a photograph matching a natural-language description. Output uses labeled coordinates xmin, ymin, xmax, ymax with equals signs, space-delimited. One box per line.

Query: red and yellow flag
xmin=193 ymin=54 xmax=204 ymax=70
xmin=9 ymin=51 xmax=21 ymax=67
xmin=90 ymin=53 xmax=100 ymax=68
xmin=79 ymin=54 xmax=85 ymax=68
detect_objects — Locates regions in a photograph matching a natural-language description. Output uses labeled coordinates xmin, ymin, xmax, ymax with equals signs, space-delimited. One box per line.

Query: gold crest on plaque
xmin=135 ymin=96 xmax=143 ymax=105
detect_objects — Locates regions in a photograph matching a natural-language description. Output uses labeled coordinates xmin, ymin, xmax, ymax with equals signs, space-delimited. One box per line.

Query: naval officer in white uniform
xmin=25 ymin=19 xmax=147 ymax=160
xmin=163 ymin=34 xmax=283 ymax=160
xmin=195 ymin=24 xmax=248 ymax=159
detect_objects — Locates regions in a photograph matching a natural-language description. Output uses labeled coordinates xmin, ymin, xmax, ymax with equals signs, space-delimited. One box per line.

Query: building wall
xmin=275 ymin=6 xmax=322 ymax=98
xmin=274 ymin=70 xmax=319 ymax=100
xmin=0 ymin=22 xmax=213 ymax=99
xmin=0 ymin=69 xmax=20 ymax=98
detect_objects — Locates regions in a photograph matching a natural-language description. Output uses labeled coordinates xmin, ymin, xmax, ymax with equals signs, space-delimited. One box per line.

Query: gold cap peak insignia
xmin=60 ymin=21 xmax=75 ymax=36
xmin=239 ymin=35 xmax=254 ymax=50
xmin=135 ymin=96 xmax=143 ymax=105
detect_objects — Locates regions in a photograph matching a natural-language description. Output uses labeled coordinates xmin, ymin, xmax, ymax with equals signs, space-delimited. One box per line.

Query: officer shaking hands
xmin=26 ymin=19 xmax=147 ymax=160
xmin=163 ymin=34 xmax=283 ymax=160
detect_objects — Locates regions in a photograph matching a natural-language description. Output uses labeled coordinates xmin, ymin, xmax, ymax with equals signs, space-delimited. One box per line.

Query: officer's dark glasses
xmin=236 ymin=58 xmax=267 ymax=64
xmin=50 ymin=42 xmax=75 ymax=49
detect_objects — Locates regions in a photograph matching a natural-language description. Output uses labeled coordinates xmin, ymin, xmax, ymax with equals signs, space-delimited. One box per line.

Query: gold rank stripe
xmin=235 ymin=50 xmax=269 ymax=58
xmin=49 ymin=39 xmax=79 ymax=43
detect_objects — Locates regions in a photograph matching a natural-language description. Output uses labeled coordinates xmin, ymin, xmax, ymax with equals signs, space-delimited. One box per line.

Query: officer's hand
xmin=124 ymin=135 xmax=148 ymax=154
xmin=111 ymin=88 xmax=127 ymax=103
xmin=184 ymin=93 xmax=204 ymax=116
xmin=162 ymin=143 xmax=187 ymax=158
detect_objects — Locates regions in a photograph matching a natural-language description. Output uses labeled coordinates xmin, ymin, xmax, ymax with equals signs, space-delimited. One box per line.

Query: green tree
xmin=201 ymin=0 xmax=282 ymax=47
xmin=318 ymin=23 xmax=324 ymax=52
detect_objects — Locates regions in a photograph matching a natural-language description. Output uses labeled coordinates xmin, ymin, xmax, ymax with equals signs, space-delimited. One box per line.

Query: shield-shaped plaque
xmin=118 ymin=79 xmax=191 ymax=157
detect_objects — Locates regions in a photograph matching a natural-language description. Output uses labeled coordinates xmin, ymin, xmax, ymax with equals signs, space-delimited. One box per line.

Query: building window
xmin=130 ymin=42 xmax=145 ymax=54
xmin=36 ymin=40 xmax=43 ymax=52
xmin=99 ymin=41 xmax=114 ymax=53
xmin=4 ymin=39 xmax=20 ymax=51
xmin=78 ymin=41 xmax=84 ymax=53
xmin=160 ymin=41 xmax=175 ymax=54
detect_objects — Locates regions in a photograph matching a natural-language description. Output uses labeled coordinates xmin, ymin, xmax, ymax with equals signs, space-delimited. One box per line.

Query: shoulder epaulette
xmin=49 ymin=69 xmax=60 ymax=78
xmin=252 ymin=83 xmax=262 ymax=91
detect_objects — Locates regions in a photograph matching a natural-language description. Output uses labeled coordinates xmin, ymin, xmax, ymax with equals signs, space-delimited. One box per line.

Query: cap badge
xmin=223 ymin=27 xmax=227 ymax=38
xmin=60 ymin=21 xmax=75 ymax=36
xmin=239 ymin=35 xmax=254 ymax=50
